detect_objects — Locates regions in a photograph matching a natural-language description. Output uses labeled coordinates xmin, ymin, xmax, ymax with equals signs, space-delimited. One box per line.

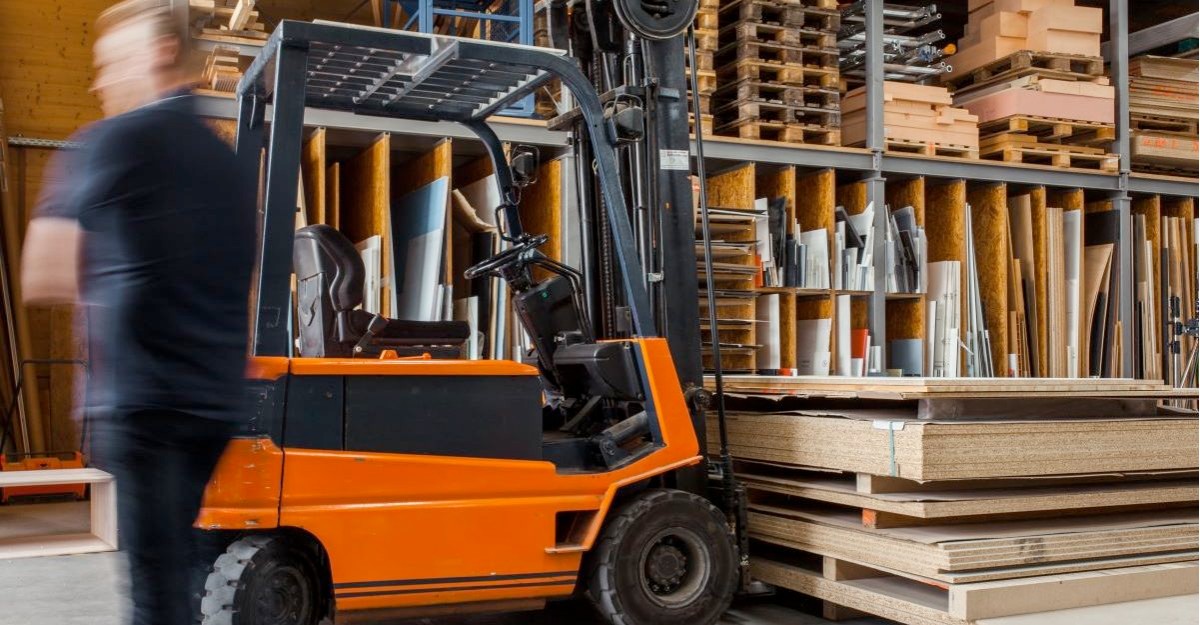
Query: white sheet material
xmin=796 ymin=318 xmax=833 ymax=376
xmin=756 ymin=294 xmax=781 ymax=370
xmin=1064 ymin=209 xmax=1083 ymax=378
xmin=928 ymin=260 xmax=962 ymax=377
xmin=836 ymin=294 xmax=852 ymax=376
xmin=355 ymin=235 xmax=383 ymax=314
xmin=390 ymin=177 xmax=450 ymax=321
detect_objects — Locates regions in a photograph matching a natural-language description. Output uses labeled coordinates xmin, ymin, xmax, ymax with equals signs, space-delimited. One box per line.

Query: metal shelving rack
xmin=193 ymin=1 xmax=1198 ymax=377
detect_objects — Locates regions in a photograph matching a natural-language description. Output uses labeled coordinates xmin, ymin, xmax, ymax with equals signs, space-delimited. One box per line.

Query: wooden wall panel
xmin=301 ymin=128 xmax=327 ymax=225
xmin=0 ymin=1 xmax=108 ymax=141
xmin=707 ymin=163 xmax=756 ymax=209
xmin=340 ymin=133 xmax=392 ymax=314
xmin=968 ymin=182 xmax=1010 ymax=374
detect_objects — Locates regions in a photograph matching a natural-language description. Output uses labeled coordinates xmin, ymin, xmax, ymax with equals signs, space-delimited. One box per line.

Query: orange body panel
xmin=198 ymin=338 xmax=700 ymax=615
xmin=196 ymin=437 xmax=284 ymax=530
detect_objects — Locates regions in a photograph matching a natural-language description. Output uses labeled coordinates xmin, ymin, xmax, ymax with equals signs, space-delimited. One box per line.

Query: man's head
xmin=92 ymin=0 xmax=190 ymax=117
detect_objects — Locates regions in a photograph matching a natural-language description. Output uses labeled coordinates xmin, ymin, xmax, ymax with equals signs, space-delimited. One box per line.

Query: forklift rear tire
xmin=585 ymin=489 xmax=737 ymax=625
xmin=201 ymin=534 xmax=322 ymax=625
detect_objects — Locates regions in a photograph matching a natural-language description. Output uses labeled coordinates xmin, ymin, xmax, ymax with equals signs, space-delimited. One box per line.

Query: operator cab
xmin=290 ymin=150 xmax=658 ymax=473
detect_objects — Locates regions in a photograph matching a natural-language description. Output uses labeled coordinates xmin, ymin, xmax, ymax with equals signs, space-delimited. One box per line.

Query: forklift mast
xmin=542 ymin=0 xmax=708 ymax=486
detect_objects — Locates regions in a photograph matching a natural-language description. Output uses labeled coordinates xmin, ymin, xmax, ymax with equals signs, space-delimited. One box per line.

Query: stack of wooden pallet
xmin=712 ymin=0 xmax=841 ymax=145
xmin=842 ymin=82 xmax=979 ymax=158
xmin=948 ymin=0 xmax=1103 ymax=81
xmin=1129 ymin=56 xmax=1199 ymax=175
xmin=707 ymin=377 xmax=1200 ymax=625
xmin=191 ymin=0 xmax=266 ymax=97
xmin=687 ymin=0 xmax=719 ymax=135
xmin=944 ymin=1 xmax=1119 ymax=171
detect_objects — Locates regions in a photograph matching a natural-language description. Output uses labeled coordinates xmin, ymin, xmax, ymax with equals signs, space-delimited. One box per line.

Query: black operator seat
xmin=293 ymin=224 xmax=469 ymax=358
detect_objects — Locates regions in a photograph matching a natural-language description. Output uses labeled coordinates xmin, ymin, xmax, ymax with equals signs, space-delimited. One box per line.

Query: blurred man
xmin=21 ymin=1 xmax=256 ymax=623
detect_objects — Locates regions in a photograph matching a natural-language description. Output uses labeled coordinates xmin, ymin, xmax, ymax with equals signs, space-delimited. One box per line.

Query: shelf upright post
xmin=253 ymin=42 xmax=309 ymax=358
xmin=1110 ymin=0 xmax=1134 ymax=378
xmin=865 ymin=0 xmax=888 ymax=357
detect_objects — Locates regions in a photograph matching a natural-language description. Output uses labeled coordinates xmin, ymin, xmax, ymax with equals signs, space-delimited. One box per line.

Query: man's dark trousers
xmin=94 ymin=410 xmax=236 ymax=625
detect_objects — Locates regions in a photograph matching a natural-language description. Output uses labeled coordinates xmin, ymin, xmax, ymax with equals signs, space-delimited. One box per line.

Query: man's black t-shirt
xmin=40 ymin=93 xmax=256 ymax=422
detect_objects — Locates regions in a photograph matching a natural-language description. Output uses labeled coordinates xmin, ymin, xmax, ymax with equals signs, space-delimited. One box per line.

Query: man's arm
xmin=21 ymin=217 xmax=82 ymax=305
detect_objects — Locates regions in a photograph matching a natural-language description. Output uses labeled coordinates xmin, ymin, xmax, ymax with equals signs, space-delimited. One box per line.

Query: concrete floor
xmin=0 ymin=501 xmax=886 ymax=625
xmin=4 ymin=502 xmax=1196 ymax=625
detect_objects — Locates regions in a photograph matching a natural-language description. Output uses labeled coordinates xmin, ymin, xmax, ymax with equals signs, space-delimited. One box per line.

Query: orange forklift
xmin=197 ymin=3 xmax=748 ymax=623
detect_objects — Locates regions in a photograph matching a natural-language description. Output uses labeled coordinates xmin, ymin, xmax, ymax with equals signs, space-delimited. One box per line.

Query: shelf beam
xmin=1102 ymin=11 xmax=1199 ymax=60
xmin=194 ymin=94 xmax=570 ymax=147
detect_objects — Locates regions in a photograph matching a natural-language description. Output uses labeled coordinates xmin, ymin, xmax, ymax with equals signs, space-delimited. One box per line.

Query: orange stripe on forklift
xmin=334 ymin=570 xmax=577 ymax=590
xmin=336 ymin=579 xmax=577 ymax=599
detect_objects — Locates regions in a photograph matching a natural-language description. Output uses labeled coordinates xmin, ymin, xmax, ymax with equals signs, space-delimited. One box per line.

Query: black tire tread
xmin=585 ymin=489 xmax=736 ymax=625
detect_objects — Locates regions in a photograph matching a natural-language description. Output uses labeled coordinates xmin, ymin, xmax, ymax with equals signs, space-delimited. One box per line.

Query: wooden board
xmin=966 ymin=183 xmax=1010 ymax=372
xmin=712 ymin=374 xmax=1181 ymax=398
xmin=752 ymin=556 xmax=1199 ymax=625
xmin=340 ymin=134 xmax=391 ymax=315
xmin=709 ymin=411 xmax=1198 ymax=480
xmin=739 ymin=466 xmax=1198 ymax=525
xmin=300 ymin=128 xmax=327 ymax=225
xmin=0 ymin=468 xmax=117 ymax=559
xmin=749 ymin=504 xmax=1197 ymax=581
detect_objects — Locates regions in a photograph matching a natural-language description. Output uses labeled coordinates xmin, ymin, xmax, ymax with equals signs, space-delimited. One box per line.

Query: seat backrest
xmin=294 ymin=224 xmax=364 ymax=313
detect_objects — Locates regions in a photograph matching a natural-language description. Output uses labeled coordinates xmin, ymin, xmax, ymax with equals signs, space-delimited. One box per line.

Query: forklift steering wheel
xmin=464 ymin=234 xmax=549 ymax=280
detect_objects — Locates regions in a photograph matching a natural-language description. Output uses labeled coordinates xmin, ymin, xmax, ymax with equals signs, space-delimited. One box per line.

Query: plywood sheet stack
xmin=712 ymin=0 xmax=841 ymax=145
xmin=945 ymin=0 xmax=1118 ymax=171
xmin=1129 ymin=56 xmax=1199 ymax=175
xmin=842 ymin=81 xmax=979 ymax=158
xmin=705 ymin=381 xmax=1200 ymax=624
xmin=687 ymin=0 xmax=720 ymax=135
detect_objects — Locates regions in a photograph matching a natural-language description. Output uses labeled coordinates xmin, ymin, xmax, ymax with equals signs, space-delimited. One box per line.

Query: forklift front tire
xmin=586 ymin=489 xmax=737 ymax=625
xmin=201 ymin=534 xmax=323 ymax=625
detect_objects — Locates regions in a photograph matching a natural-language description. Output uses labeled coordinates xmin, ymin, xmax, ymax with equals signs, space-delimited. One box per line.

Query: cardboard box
xmin=969 ymin=0 xmax=1074 ymax=16
xmin=1028 ymin=4 xmax=1104 ymax=34
xmin=959 ymin=88 xmax=1115 ymax=125
xmin=1026 ymin=28 xmax=1101 ymax=57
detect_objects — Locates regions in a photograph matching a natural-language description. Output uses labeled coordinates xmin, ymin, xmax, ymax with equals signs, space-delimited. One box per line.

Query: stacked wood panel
xmin=1129 ymin=56 xmax=1199 ymax=175
xmin=945 ymin=0 xmax=1118 ymax=171
xmin=712 ymin=0 xmax=841 ymax=145
xmin=842 ymin=81 xmax=979 ymax=158
xmin=707 ymin=380 xmax=1199 ymax=624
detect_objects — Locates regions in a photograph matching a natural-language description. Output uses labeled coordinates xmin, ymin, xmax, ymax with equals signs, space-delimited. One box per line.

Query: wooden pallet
xmin=714 ymin=80 xmax=839 ymax=111
xmin=717 ymin=39 xmax=839 ymax=69
xmin=716 ymin=118 xmax=840 ymax=145
xmin=877 ymin=138 xmax=978 ymax=159
xmin=694 ymin=8 xmax=718 ymax=30
xmin=693 ymin=27 xmax=718 ymax=51
xmin=947 ymin=50 xmax=1107 ymax=92
xmin=718 ymin=0 xmax=839 ymax=31
xmin=689 ymin=92 xmax=712 ymax=115
xmin=686 ymin=49 xmax=714 ymax=72
xmin=718 ymin=59 xmax=838 ymax=88
xmin=977 ymin=115 xmax=1116 ymax=148
xmin=753 ymin=554 xmax=1199 ymax=625
xmin=716 ymin=97 xmax=840 ymax=127
xmin=690 ymin=113 xmax=715 ymax=135
xmin=1131 ymin=113 xmax=1199 ymax=134
xmin=721 ymin=21 xmax=802 ymax=46
xmin=979 ymin=136 xmax=1119 ymax=171
xmin=690 ymin=69 xmax=717 ymax=95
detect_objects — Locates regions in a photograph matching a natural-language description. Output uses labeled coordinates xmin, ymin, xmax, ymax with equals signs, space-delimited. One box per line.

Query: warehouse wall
xmin=0 ymin=0 xmax=110 ymax=453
